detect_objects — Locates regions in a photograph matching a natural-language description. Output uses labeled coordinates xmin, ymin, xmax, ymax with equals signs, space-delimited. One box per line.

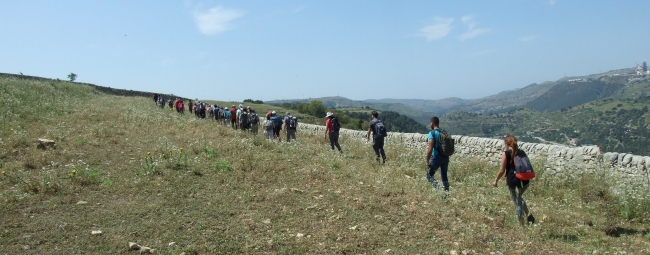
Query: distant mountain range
xmin=269 ymin=67 xmax=641 ymax=123
xmin=269 ymin=66 xmax=650 ymax=155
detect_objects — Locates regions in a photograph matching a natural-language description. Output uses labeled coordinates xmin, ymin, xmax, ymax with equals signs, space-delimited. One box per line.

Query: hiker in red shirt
xmin=324 ymin=112 xmax=342 ymax=153
xmin=230 ymin=105 xmax=237 ymax=130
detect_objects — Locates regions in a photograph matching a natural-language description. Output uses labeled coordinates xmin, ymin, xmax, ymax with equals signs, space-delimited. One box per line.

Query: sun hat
xmin=326 ymin=112 xmax=333 ymax=117
xmin=272 ymin=111 xmax=276 ymax=115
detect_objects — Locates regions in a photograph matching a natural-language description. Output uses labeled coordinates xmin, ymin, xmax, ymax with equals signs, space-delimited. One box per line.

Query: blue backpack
xmin=271 ymin=116 xmax=282 ymax=126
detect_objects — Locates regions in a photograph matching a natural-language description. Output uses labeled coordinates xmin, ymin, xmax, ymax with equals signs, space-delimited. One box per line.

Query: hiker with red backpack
xmin=367 ymin=111 xmax=387 ymax=164
xmin=324 ymin=112 xmax=343 ymax=153
xmin=493 ymin=135 xmax=536 ymax=226
xmin=426 ymin=116 xmax=454 ymax=193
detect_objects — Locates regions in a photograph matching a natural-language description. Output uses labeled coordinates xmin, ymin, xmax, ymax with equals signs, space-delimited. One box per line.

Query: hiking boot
xmin=527 ymin=214 xmax=535 ymax=224
xmin=382 ymin=158 xmax=386 ymax=164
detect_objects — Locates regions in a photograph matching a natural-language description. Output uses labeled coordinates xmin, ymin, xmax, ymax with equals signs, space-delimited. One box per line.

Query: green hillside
xmin=525 ymin=78 xmax=625 ymax=112
xmin=443 ymin=98 xmax=650 ymax=155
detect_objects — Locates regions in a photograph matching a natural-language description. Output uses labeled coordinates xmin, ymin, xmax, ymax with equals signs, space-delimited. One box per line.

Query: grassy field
xmin=1 ymin=77 xmax=650 ymax=254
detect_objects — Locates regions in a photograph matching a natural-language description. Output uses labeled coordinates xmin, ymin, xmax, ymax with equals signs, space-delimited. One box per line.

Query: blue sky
xmin=2 ymin=1 xmax=648 ymax=102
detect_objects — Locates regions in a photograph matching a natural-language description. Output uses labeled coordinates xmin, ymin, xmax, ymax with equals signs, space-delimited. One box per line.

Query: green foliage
xmin=294 ymin=100 xmax=326 ymax=118
xmin=443 ymin=98 xmax=650 ymax=155
xmin=67 ymin=72 xmax=77 ymax=82
xmin=346 ymin=111 xmax=428 ymax=133
xmin=525 ymin=79 xmax=624 ymax=112
xmin=243 ymin=99 xmax=264 ymax=104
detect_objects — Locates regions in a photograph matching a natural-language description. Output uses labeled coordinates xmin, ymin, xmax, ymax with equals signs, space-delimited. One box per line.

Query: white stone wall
xmin=296 ymin=122 xmax=649 ymax=176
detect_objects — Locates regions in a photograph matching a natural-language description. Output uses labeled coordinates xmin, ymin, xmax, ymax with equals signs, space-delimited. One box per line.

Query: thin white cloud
xmin=418 ymin=17 xmax=454 ymax=42
xmin=293 ymin=5 xmax=306 ymax=13
xmin=193 ymin=6 xmax=245 ymax=36
xmin=519 ymin=35 xmax=538 ymax=42
xmin=461 ymin=15 xmax=476 ymax=30
xmin=549 ymin=0 xmax=556 ymax=6
xmin=460 ymin=28 xmax=491 ymax=40
xmin=459 ymin=15 xmax=490 ymax=41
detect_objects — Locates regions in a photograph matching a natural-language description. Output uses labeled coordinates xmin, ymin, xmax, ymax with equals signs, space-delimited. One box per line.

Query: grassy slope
xmin=1 ymin=77 xmax=650 ymax=254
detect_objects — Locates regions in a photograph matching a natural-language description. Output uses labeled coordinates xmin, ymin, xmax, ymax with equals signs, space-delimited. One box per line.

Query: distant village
xmin=566 ymin=60 xmax=648 ymax=83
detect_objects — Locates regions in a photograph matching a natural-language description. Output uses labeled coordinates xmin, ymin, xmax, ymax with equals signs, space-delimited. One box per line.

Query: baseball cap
xmin=272 ymin=111 xmax=276 ymax=115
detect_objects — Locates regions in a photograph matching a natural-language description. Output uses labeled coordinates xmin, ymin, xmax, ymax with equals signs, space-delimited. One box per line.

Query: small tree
xmin=67 ymin=73 xmax=77 ymax=82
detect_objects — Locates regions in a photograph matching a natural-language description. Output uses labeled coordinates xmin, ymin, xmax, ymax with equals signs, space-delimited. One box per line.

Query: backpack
xmin=287 ymin=116 xmax=297 ymax=129
xmin=251 ymin=114 xmax=259 ymax=125
xmin=271 ymin=116 xmax=282 ymax=126
xmin=373 ymin=119 xmax=387 ymax=138
xmin=330 ymin=117 xmax=340 ymax=132
xmin=264 ymin=119 xmax=273 ymax=130
xmin=432 ymin=129 xmax=455 ymax=157
xmin=513 ymin=151 xmax=536 ymax=180
xmin=240 ymin=112 xmax=250 ymax=127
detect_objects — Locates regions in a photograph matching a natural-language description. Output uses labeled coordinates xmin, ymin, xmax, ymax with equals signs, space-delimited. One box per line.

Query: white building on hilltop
xmin=636 ymin=60 xmax=649 ymax=75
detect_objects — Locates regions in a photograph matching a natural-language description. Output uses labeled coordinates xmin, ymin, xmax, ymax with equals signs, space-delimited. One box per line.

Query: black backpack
xmin=373 ymin=119 xmax=387 ymax=138
xmin=251 ymin=114 xmax=259 ymax=125
xmin=240 ymin=112 xmax=250 ymax=127
xmin=432 ymin=129 xmax=455 ymax=157
xmin=331 ymin=117 xmax=340 ymax=132
xmin=287 ymin=116 xmax=297 ymax=129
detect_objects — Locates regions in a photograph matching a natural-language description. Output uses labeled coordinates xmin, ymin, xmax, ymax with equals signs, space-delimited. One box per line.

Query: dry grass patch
xmin=1 ymin=77 xmax=649 ymax=254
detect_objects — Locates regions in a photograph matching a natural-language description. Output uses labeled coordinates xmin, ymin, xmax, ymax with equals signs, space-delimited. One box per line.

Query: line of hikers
xmin=151 ymin=93 xmax=535 ymax=226
xmin=152 ymin=94 xmax=299 ymax=142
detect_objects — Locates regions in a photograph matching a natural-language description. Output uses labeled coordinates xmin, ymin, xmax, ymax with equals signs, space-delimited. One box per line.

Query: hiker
xmin=240 ymin=107 xmax=251 ymax=131
xmin=324 ymin=112 xmax=343 ymax=153
xmin=236 ymin=104 xmax=243 ymax=129
xmin=426 ymin=116 xmax=450 ymax=192
xmin=152 ymin=93 xmax=158 ymax=103
xmin=367 ymin=111 xmax=387 ymax=164
xmin=178 ymin=101 xmax=184 ymax=114
xmin=223 ymin=107 xmax=229 ymax=126
xmin=250 ymin=110 xmax=260 ymax=136
xmin=200 ymin=103 xmax=206 ymax=119
xmin=284 ymin=112 xmax=297 ymax=142
xmin=168 ymin=98 xmax=173 ymax=109
xmin=263 ymin=112 xmax=275 ymax=141
xmin=229 ymin=105 xmax=237 ymax=129
xmin=493 ymin=135 xmax=536 ymax=226
xmin=157 ymin=97 xmax=164 ymax=109
xmin=188 ymin=100 xmax=193 ymax=114
xmin=270 ymin=111 xmax=283 ymax=142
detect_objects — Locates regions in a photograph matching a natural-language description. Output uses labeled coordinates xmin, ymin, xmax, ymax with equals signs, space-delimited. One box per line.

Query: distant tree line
xmin=243 ymin=99 xmax=264 ymax=104
xmin=278 ymin=101 xmax=427 ymax=133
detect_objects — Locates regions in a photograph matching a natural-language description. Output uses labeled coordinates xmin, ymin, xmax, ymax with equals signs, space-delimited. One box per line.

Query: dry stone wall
xmin=296 ymin=122 xmax=649 ymax=176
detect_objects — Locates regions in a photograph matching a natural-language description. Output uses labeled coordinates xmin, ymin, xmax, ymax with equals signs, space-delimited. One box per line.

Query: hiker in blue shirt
xmin=270 ymin=111 xmax=283 ymax=142
xmin=426 ymin=116 xmax=450 ymax=192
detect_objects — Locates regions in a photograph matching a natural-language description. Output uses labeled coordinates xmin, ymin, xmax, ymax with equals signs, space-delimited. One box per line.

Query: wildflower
xmin=147 ymin=151 xmax=151 ymax=155
xmin=1 ymin=170 xmax=5 ymax=175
